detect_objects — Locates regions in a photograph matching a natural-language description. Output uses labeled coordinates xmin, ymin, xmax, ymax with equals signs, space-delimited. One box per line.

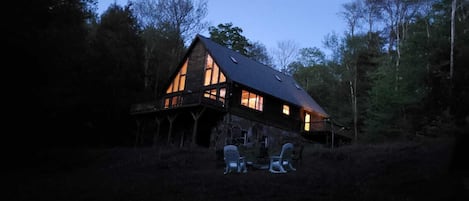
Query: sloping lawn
xmin=15 ymin=138 xmax=467 ymax=201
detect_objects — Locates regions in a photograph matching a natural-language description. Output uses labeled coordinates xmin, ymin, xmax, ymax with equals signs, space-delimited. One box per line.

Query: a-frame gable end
xmin=166 ymin=59 xmax=188 ymax=94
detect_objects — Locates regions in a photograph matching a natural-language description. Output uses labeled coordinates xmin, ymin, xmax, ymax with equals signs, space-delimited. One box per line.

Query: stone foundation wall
xmin=210 ymin=114 xmax=302 ymax=152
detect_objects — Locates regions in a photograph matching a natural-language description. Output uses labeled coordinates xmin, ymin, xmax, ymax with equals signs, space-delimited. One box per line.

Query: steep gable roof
xmin=196 ymin=35 xmax=328 ymax=117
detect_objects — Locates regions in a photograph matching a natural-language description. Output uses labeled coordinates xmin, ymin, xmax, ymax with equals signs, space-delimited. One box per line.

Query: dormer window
xmin=204 ymin=54 xmax=226 ymax=86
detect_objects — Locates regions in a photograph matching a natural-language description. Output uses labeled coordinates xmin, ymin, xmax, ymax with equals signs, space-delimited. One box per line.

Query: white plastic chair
xmin=269 ymin=143 xmax=296 ymax=173
xmin=223 ymin=145 xmax=247 ymax=174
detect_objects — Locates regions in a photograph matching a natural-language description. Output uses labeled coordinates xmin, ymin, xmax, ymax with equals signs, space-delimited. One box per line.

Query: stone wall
xmin=210 ymin=113 xmax=302 ymax=153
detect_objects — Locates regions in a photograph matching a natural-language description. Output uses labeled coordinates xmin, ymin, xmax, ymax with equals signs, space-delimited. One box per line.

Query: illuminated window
xmin=164 ymin=96 xmax=183 ymax=109
xmin=164 ymin=98 xmax=170 ymax=108
xmin=304 ymin=113 xmax=311 ymax=131
xmin=204 ymin=89 xmax=217 ymax=100
xmin=241 ymin=90 xmax=263 ymax=111
xmin=219 ymin=88 xmax=226 ymax=103
xmin=283 ymin=105 xmax=290 ymax=115
xmin=166 ymin=59 xmax=188 ymax=94
xmin=204 ymin=54 xmax=226 ymax=86
xmin=204 ymin=87 xmax=226 ymax=104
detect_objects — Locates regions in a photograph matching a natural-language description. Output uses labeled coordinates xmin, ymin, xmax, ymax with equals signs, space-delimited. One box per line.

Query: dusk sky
xmin=97 ymin=0 xmax=349 ymax=56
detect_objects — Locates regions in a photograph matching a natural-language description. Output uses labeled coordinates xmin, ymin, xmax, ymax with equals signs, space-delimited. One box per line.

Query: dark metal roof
xmin=197 ymin=35 xmax=328 ymax=117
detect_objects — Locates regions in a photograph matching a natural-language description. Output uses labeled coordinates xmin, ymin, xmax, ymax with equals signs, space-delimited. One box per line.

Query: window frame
xmin=240 ymin=89 xmax=263 ymax=111
xmin=166 ymin=59 xmax=188 ymax=94
xmin=204 ymin=54 xmax=226 ymax=86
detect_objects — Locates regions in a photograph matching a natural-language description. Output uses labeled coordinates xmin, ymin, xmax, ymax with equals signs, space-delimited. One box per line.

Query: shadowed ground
xmin=14 ymin=138 xmax=468 ymax=201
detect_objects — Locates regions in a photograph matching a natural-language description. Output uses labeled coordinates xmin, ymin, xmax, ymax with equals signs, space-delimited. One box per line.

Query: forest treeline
xmin=10 ymin=0 xmax=468 ymax=148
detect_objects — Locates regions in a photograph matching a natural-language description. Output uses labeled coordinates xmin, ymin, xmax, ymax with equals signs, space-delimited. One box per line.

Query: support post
xmin=153 ymin=116 xmax=161 ymax=148
xmin=167 ymin=114 xmax=178 ymax=145
xmin=191 ymin=107 xmax=206 ymax=147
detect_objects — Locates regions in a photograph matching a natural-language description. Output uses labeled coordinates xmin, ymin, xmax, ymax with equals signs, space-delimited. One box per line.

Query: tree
xmin=132 ymin=0 xmax=208 ymax=45
xmin=209 ymin=23 xmax=272 ymax=65
xmin=132 ymin=0 xmax=207 ymax=97
xmin=341 ymin=0 xmax=364 ymax=142
xmin=209 ymin=22 xmax=251 ymax=55
xmin=298 ymin=47 xmax=326 ymax=67
xmin=362 ymin=0 xmax=383 ymax=34
xmin=450 ymin=0 xmax=456 ymax=80
xmin=246 ymin=41 xmax=273 ymax=66
xmin=87 ymin=3 xmax=144 ymax=145
xmin=12 ymin=0 xmax=98 ymax=145
xmin=381 ymin=0 xmax=427 ymax=92
xmin=272 ymin=40 xmax=299 ymax=73
xmin=341 ymin=0 xmax=363 ymax=37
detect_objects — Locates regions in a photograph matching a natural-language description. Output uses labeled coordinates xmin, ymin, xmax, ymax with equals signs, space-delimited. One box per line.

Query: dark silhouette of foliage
xmin=209 ymin=23 xmax=251 ymax=56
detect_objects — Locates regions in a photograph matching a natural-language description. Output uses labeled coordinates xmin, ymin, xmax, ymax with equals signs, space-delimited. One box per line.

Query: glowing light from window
xmin=283 ymin=105 xmax=290 ymax=115
xmin=241 ymin=90 xmax=263 ymax=111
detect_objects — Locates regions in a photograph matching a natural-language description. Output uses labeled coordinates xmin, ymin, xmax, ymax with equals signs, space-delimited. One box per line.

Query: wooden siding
xmin=228 ymin=84 xmax=301 ymax=132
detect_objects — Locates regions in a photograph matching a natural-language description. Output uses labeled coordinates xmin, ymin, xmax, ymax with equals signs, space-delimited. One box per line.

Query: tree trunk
xmin=395 ymin=21 xmax=401 ymax=92
xmin=353 ymin=64 xmax=358 ymax=142
xmin=450 ymin=0 xmax=456 ymax=80
xmin=167 ymin=115 xmax=178 ymax=145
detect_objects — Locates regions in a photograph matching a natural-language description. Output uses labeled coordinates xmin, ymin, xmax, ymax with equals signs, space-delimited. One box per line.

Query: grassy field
xmin=14 ymin=137 xmax=468 ymax=201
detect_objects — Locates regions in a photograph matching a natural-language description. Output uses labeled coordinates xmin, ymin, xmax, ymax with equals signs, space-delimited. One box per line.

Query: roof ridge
xmin=197 ymin=34 xmax=294 ymax=78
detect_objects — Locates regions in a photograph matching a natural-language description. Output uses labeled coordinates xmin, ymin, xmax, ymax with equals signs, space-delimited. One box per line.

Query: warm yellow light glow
xmin=212 ymin=63 xmax=219 ymax=84
xmin=241 ymin=90 xmax=263 ymax=111
xmin=173 ymin=74 xmax=180 ymax=92
xmin=179 ymin=61 xmax=187 ymax=90
xmin=219 ymin=88 xmax=226 ymax=103
xmin=166 ymin=83 xmax=173 ymax=94
xmin=206 ymin=54 xmax=213 ymax=67
xmin=179 ymin=76 xmax=185 ymax=91
xmin=164 ymin=98 xmax=170 ymax=109
xmin=241 ymin=90 xmax=249 ymax=106
xmin=219 ymin=72 xmax=226 ymax=83
xmin=257 ymin=96 xmax=263 ymax=111
xmin=204 ymin=54 xmax=226 ymax=86
xmin=220 ymin=88 xmax=226 ymax=99
xmin=166 ymin=59 xmax=188 ymax=94
xmin=304 ymin=113 xmax=311 ymax=131
xmin=180 ymin=61 xmax=187 ymax=74
xmin=204 ymin=87 xmax=226 ymax=104
xmin=283 ymin=105 xmax=290 ymax=115
xmin=248 ymin=93 xmax=256 ymax=109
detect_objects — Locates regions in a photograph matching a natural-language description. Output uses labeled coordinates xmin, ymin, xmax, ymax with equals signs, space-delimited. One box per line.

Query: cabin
xmin=130 ymin=35 xmax=347 ymax=151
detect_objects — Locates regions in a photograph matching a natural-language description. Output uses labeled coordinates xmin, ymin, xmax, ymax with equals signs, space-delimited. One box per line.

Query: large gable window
xmin=204 ymin=54 xmax=226 ymax=86
xmin=241 ymin=90 xmax=263 ymax=111
xmin=166 ymin=59 xmax=188 ymax=94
